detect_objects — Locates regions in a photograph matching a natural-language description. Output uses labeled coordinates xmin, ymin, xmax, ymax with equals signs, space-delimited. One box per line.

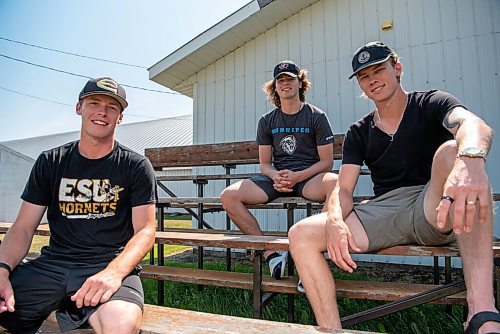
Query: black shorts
xmin=249 ymin=174 xmax=316 ymax=203
xmin=0 ymin=256 xmax=144 ymax=334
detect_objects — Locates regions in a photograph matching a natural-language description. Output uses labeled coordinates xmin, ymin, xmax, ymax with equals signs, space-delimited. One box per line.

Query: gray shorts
xmin=0 ymin=256 xmax=144 ymax=334
xmin=354 ymin=184 xmax=456 ymax=252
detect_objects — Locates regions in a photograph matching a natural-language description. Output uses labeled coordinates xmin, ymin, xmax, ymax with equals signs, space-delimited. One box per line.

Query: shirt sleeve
xmin=21 ymin=152 xmax=52 ymax=206
xmin=342 ymin=125 xmax=365 ymax=166
xmin=256 ymin=115 xmax=272 ymax=145
xmin=313 ymin=111 xmax=335 ymax=146
xmin=130 ymin=158 xmax=157 ymax=207
xmin=421 ymin=90 xmax=467 ymax=125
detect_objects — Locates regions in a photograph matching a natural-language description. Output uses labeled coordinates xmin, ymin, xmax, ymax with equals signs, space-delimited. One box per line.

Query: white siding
xmin=182 ymin=0 xmax=500 ymax=263
xmin=0 ymin=145 xmax=35 ymax=223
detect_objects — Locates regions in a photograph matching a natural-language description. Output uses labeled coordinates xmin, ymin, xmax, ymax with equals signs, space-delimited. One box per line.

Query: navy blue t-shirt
xmin=21 ymin=141 xmax=157 ymax=264
xmin=256 ymin=103 xmax=334 ymax=171
xmin=343 ymin=90 xmax=464 ymax=197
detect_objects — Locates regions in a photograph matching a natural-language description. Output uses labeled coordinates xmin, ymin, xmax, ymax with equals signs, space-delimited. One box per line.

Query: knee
xmin=104 ymin=317 xmax=141 ymax=334
xmin=91 ymin=302 xmax=142 ymax=334
xmin=288 ymin=221 xmax=308 ymax=253
xmin=434 ymin=140 xmax=458 ymax=162
xmin=220 ymin=188 xmax=236 ymax=209
xmin=324 ymin=173 xmax=338 ymax=193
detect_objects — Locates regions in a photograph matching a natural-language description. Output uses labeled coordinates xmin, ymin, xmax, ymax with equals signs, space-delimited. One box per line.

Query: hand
xmin=0 ymin=275 xmax=15 ymax=313
xmin=272 ymin=170 xmax=293 ymax=192
xmin=436 ymin=157 xmax=489 ymax=234
xmin=71 ymin=268 xmax=122 ymax=308
xmin=325 ymin=218 xmax=360 ymax=273
xmin=272 ymin=170 xmax=300 ymax=192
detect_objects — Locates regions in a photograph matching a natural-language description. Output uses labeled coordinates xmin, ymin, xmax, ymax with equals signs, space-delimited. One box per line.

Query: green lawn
xmin=142 ymin=260 xmax=465 ymax=334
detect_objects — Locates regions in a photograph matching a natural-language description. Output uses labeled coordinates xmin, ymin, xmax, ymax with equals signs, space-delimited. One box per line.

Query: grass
xmin=142 ymin=260 xmax=466 ymax=333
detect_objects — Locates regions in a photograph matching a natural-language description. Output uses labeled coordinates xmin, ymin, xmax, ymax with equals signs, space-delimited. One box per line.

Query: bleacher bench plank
xmin=0 ymin=304 xmax=376 ymax=334
xmin=140 ymin=265 xmax=466 ymax=305
xmin=145 ymin=136 xmax=344 ymax=170
xmin=2 ymin=223 xmax=499 ymax=258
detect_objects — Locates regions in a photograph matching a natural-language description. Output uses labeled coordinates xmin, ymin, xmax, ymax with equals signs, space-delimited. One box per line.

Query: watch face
xmin=460 ymin=147 xmax=486 ymax=158
xmin=465 ymin=148 xmax=482 ymax=155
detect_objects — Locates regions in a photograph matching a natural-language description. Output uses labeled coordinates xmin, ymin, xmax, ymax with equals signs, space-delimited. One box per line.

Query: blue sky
xmin=0 ymin=0 xmax=250 ymax=142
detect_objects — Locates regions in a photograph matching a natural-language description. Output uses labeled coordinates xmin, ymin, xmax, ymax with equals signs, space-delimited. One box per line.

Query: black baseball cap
xmin=273 ymin=60 xmax=300 ymax=80
xmin=349 ymin=41 xmax=394 ymax=79
xmin=79 ymin=77 xmax=128 ymax=110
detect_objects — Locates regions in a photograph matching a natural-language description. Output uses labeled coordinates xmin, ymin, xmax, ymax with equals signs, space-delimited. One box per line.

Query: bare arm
xmin=258 ymin=145 xmax=278 ymax=179
xmin=437 ymin=106 xmax=493 ymax=233
xmin=442 ymin=106 xmax=493 ymax=153
xmin=71 ymin=203 xmax=156 ymax=308
xmin=0 ymin=201 xmax=46 ymax=312
xmin=289 ymin=143 xmax=334 ymax=183
xmin=325 ymin=164 xmax=361 ymax=272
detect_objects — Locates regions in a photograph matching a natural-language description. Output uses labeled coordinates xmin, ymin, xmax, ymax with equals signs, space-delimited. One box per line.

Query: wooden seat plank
xmin=1 ymin=304 xmax=374 ymax=334
xmin=140 ymin=266 xmax=466 ymax=305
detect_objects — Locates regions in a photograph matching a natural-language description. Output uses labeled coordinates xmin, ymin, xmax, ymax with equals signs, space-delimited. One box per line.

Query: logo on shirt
xmin=280 ymin=135 xmax=297 ymax=155
xmin=58 ymin=178 xmax=124 ymax=219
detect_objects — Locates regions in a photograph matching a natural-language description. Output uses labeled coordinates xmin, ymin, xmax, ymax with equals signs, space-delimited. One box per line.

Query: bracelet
xmin=0 ymin=262 xmax=12 ymax=276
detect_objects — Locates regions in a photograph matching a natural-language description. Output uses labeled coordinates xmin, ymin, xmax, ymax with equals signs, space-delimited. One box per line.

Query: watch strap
xmin=0 ymin=262 xmax=12 ymax=276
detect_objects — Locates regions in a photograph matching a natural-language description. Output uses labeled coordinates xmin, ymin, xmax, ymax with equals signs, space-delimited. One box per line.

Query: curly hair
xmin=262 ymin=69 xmax=312 ymax=108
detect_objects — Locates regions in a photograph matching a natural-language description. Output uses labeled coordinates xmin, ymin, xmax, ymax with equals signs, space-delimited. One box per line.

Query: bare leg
xmin=288 ymin=211 xmax=368 ymax=329
xmin=221 ymin=179 xmax=274 ymax=258
xmin=301 ymin=172 xmax=338 ymax=212
xmin=424 ymin=141 xmax=499 ymax=333
xmin=89 ymin=300 xmax=142 ymax=334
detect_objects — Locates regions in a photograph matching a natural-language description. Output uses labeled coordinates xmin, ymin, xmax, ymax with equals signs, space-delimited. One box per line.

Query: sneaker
xmin=266 ymin=251 xmax=288 ymax=279
xmin=297 ymin=278 xmax=305 ymax=293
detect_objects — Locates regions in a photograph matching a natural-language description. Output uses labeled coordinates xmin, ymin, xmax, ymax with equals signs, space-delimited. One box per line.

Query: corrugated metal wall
xmin=187 ymin=0 xmax=500 ymax=264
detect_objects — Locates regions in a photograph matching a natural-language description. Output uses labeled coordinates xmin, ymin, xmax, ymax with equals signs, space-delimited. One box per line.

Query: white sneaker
xmin=297 ymin=278 xmax=305 ymax=293
xmin=266 ymin=251 xmax=288 ymax=279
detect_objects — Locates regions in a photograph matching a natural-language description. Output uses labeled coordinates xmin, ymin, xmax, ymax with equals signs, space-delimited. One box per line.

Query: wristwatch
xmin=0 ymin=262 xmax=12 ymax=276
xmin=457 ymin=147 xmax=486 ymax=160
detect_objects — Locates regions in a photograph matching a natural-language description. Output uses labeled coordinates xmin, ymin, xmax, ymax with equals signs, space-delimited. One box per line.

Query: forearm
xmin=455 ymin=117 xmax=493 ymax=154
xmin=326 ymin=187 xmax=354 ymax=223
xmin=105 ymin=226 xmax=155 ymax=279
xmin=260 ymin=162 xmax=278 ymax=179
xmin=0 ymin=225 xmax=35 ymax=269
xmin=294 ymin=159 xmax=333 ymax=183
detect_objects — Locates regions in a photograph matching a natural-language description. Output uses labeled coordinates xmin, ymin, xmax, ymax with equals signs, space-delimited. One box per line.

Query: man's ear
xmin=395 ymin=62 xmax=403 ymax=76
xmin=76 ymin=101 xmax=82 ymax=115
xmin=117 ymin=113 xmax=123 ymax=124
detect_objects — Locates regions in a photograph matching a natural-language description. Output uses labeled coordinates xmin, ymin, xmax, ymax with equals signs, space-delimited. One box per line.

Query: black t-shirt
xmin=256 ymin=103 xmax=334 ymax=171
xmin=343 ymin=90 xmax=464 ymax=197
xmin=21 ymin=141 xmax=157 ymax=264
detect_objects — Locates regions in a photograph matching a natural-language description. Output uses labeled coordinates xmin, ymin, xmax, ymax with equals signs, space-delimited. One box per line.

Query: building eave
xmin=148 ymin=0 xmax=320 ymax=97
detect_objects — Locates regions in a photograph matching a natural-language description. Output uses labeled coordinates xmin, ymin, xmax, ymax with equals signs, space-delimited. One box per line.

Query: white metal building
xmin=148 ymin=0 xmax=500 ymax=265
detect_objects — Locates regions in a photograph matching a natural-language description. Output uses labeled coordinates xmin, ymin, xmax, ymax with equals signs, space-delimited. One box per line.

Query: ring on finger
xmin=466 ymin=200 xmax=476 ymax=205
xmin=441 ymin=195 xmax=454 ymax=203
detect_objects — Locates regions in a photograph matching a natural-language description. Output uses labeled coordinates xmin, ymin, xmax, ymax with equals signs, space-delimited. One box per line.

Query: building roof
xmin=0 ymin=115 xmax=192 ymax=159
xmin=148 ymin=0 xmax=320 ymax=96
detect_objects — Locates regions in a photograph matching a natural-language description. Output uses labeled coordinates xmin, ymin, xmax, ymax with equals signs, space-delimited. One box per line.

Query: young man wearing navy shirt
xmin=221 ymin=61 xmax=337 ymax=281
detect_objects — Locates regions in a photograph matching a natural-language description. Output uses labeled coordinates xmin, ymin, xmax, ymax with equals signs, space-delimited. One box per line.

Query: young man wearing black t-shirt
xmin=289 ymin=42 xmax=499 ymax=332
xmin=221 ymin=61 xmax=337 ymax=281
xmin=0 ymin=77 xmax=157 ymax=334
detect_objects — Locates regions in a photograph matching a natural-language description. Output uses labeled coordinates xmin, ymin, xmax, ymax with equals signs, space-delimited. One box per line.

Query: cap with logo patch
xmin=79 ymin=77 xmax=128 ymax=110
xmin=273 ymin=60 xmax=300 ymax=80
xmin=349 ymin=41 xmax=394 ymax=79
